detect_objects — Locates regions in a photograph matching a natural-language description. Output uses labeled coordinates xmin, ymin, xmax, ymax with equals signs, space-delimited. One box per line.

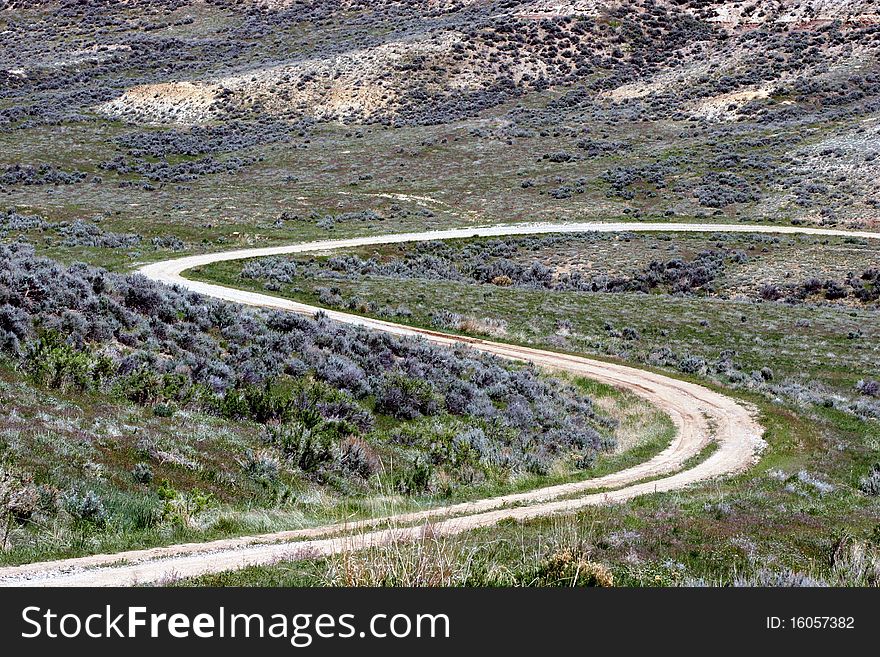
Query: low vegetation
xmin=2 ymin=0 xmax=879 ymax=586
xmin=176 ymin=399 xmax=880 ymax=588
xmin=198 ymin=231 xmax=880 ymax=422
xmin=0 ymin=242 xmax=674 ymax=564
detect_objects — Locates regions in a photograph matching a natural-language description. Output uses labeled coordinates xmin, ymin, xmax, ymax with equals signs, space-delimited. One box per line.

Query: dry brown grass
xmin=324 ymin=523 xmax=478 ymax=586
xmin=457 ymin=316 xmax=508 ymax=338
xmin=319 ymin=514 xmax=612 ymax=587
xmin=594 ymin=390 xmax=672 ymax=455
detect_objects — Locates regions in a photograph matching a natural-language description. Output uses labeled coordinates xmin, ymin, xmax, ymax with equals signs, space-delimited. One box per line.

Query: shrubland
xmin=198 ymin=230 xmax=880 ymax=427
xmin=0 ymin=242 xmax=624 ymax=563
xmin=2 ymin=0 xmax=880 ymax=584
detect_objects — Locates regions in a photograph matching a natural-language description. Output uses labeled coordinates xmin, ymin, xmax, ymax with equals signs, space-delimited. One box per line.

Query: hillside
xmin=0 ymin=0 xmax=878 ymax=589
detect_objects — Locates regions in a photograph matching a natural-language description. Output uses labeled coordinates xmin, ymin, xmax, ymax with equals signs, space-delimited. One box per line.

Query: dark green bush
xmin=390 ymin=458 xmax=433 ymax=495
xmin=25 ymin=331 xmax=113 ymax=392
xmin=263 ymin=422 xmax=336 ymax=474
xmin=375 ymin=372 xmax=441 ymax=420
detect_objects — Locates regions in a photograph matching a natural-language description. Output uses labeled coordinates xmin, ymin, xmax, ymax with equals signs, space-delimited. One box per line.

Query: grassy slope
xmin=0 ymin=364 xmax=672 ymax=566
xmin=191 ymin=232 xmax=880 ymax=396
xmin=182 ymin=235 xmax=880 ymax=585
xmin=178 ymin=398 xmax=880 ymax=587
xmin=2 ymin=1 xmax=878 ymax=584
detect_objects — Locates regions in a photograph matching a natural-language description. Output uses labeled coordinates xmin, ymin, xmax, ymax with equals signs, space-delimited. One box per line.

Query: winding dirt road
xmin=4 ymin=221 xmax=878 ymax=586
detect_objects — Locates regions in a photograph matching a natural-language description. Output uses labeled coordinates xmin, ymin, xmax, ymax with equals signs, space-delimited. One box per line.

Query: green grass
xmin=681 ymin=442 xmax=719 ymax=471
xmin=3 ymin=9 xmax=879 ymax=585
xmin=189 ymin=230 xmax=879 ymax=397
xmin=0 ymin=363 xmax=675 ymax=566
xmin=174 ymin=397 xmax=880 ymax=587
xmin=4 ymin=79 xmax=867 ymax=277
xmin=175 ymin=234 xmax=880 ymax=586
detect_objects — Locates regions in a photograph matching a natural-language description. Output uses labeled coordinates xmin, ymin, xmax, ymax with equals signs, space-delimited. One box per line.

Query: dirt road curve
xmin=4 ymin=221 xmax=878 ymax=586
